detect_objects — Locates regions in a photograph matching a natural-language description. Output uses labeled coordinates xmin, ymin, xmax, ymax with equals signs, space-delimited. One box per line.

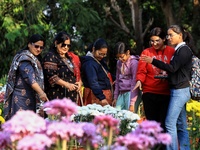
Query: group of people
xmin=3 ymin=24 xmax=194 ymax=149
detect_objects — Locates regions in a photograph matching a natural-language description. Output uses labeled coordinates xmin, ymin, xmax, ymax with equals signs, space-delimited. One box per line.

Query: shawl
xmin=4 ymin=50 xmax=44 ymax=103
xmin=68 ymin=51 xmax=81 ymax=82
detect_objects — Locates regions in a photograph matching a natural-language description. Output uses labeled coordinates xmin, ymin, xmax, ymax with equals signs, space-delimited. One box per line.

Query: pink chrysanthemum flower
xmin=46 ymin=121 xmax=84 ymax=142
xmin=114 ymin=120 xmax=171 ymax=149
xmin=93 ymin=115 xmax=119 ymax=129
xmin=17 ymin=133 xmax=52 ymax=150
xmin=43 ymin=98 xmax=78 ymax=119
xmin=2 ymin=110 xmax=46 ymax=142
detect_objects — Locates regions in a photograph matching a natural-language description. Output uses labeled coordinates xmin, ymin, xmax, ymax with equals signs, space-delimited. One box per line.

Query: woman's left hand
xmin=140 ymin=55 xmax=153 ymax=64
xmin=75 ymin=81 xmax=82 ymax=91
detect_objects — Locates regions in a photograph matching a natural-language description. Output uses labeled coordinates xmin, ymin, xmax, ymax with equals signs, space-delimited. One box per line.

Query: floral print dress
xmin=43 ymin=50 xmax=77 ymax=102
xmin=4 ymin=50 xmax=44 ymax=120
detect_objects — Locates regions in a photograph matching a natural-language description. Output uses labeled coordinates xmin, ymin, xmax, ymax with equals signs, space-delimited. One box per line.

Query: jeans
xmin=165 ymin=87 xmax=190 ymax=150
xmin=116 ymin=91 xmax=130 ymax=110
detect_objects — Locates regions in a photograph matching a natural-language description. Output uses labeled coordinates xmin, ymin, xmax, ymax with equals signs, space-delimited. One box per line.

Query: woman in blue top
xmin=4 ymin=34 xmax=48 ymax=120
xmin=81 ymin=38 xmax=113 ymax=106
xmin=141 ymin=25 xmax=194 ymax=150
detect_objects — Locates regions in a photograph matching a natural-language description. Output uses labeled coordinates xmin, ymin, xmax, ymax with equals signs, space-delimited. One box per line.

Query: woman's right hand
xmin=39 ymin=92 xmax=49 ymax=102
xmin=133 ymin=80 xmax=142 ymax=91
xmin=101 ymin=99 xmax=109 ymax=106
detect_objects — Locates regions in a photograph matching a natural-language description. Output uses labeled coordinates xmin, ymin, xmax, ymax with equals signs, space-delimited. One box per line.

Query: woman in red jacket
xmin=133 ymin=27 xmax=175 ymax=131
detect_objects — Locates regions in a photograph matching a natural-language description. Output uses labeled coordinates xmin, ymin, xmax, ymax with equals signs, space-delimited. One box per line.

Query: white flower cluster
xmin=0 ymin=85 xmax=6 ymax=93
xmin=71 ymin=104 xmax=140 ymax=132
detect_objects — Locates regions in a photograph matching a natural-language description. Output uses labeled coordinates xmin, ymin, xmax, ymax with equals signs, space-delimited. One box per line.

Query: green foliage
xmin=0 ymin=0 xmax=200 ymax=78
xmin=0 ymin=75 xmax=7 ymax=86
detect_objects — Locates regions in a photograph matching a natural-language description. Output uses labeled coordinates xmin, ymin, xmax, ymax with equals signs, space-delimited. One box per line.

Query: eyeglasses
xmin=61 ymin=43 xmax=71 ymax=48
xmin=32 ymin=43 xmax=44 ymax=50
xmin=166 ymin=33 xmax=178 ymax=39
xmin=97 ymin=51 xmax=107 ymax=57
xmin=150 ymin=39 xmax=161 ymax=45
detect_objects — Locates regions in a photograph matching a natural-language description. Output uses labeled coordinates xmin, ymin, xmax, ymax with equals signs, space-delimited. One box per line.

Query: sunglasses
xmin=61 ymin=43 xmax=71 ymax=48
xmin=32 ymin=43 xmax=44 ymax=50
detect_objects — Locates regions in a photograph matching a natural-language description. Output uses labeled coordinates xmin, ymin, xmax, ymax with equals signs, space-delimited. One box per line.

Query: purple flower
xmin=0 ymin=131 xmax=11 ymax=149
xmin=2 ymin=110 xmax=46 ymax=141
xmin=43 ymin=98 xmax=78 ymax=119
xmin=135 ymin=120 xmax=163 ymax=135
xmin=78 ymin=122 xmax=103 ymax=148
xmin=156 ymin=133 xmax=172 ymax=145
xmin=17 ymin=133 xmax=52 ymax=150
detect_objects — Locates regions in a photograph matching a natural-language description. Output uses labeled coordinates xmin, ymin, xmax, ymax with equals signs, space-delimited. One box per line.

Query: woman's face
xmin=28 ymin=41 xmax=44 ymax=56
xmin=93 ymin=48 xmax=108 ymax=61
xmin=56 ymin=39 xmax=71 ymax=57
xmin=116 ymin=50 xmax=130 ymax=63
xmin=150 ymin=36 xmax=165 ymax=50
xmin=167 ymin=29 xmax=182 ymax=46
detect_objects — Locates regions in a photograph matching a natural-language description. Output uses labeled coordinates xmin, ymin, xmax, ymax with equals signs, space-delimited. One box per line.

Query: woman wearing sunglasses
xmin=81 ymin=38 xmax=113 ymax=106
xmin=42 ymin=31 xmax=81 ymax=103
xmin=3 ymin=34 xmax=48 ymax=120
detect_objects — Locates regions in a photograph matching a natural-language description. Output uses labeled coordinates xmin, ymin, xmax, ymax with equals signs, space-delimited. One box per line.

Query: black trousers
xmin=142 ymin=92 xmax=170 ymax=132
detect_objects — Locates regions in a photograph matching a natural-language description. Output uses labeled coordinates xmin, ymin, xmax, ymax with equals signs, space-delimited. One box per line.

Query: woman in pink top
xmin=113 ymin=42 xmax=139 ymax=112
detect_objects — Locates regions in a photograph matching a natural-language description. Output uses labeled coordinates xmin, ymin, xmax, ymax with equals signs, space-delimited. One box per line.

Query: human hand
xmin=133 ymin=80 xmax=142 ymax=91
xmin=66 ymin=82 xmax=79 ymax=91
xmin=39 ymin=92 xmax=49 ymax=102
xmin=101 ymin=99 xmax=109 ymax=106
xmin=112 ymin=99 xmax=116 ymax=107
xmin=140 ymin=55 xmax=153 ymax=64
xmin=75 ymin=81 xmax=82 ymax=91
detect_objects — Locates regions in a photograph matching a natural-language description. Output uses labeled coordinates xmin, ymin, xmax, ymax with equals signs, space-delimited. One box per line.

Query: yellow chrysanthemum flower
xmin=196 ymin=112 xmax=200 ymax=117
xmin=0 ymin=116 xmax=5 ymax=124
xmin=188 ymin=117 xmax=193 ymax=121
xmin=192 ymin=127 xmax=196 ymax=131
xmin=0 ymin=109 xmax=2 ymax=115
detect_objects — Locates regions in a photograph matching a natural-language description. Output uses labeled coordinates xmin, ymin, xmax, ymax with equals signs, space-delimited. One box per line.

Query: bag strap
xmin=93 ymin=57 xmax=114 ymax=94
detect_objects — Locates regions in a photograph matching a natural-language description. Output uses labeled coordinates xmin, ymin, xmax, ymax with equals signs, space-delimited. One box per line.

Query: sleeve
xmin=84 ymin=62 xmax=106 ymax=100
xmin=152 ymin=47 xmax=191 ymax=73
xmin=43 ymin=52 xmax=60 ymax=85
xmin=130 ymin=59 xmax=139 ymax=101
xmin=18 ymin=61 xmax=37 ymax=85
xmin=113 ymin=61 xmax=120 ymax=99
xmin=136 ymin=51 xmax=148 ymax=83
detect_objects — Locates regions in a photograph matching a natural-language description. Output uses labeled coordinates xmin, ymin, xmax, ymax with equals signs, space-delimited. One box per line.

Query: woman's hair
xmin=51 ymin=31 xmax=71 ymax=49
xmin=24 ymin=34 xmax=45 ymax=50
xmin=93 ymin=38 xmax=108 ymax=51
xmin=85 ymin=43 xmax=94 ymax=53
xmin=114 ymin=42 xmax=130 ymax=55
xmin=150 ymin=27 xmax=166 ymax=40
xmin=168 ymin=25 xmax=195 ymax=51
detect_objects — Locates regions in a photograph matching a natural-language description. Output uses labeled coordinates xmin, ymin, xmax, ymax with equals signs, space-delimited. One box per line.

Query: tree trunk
xmin=160 ymin=0 xmax=176 ymax=26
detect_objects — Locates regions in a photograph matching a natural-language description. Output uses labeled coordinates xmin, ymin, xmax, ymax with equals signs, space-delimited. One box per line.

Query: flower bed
xmin=71 ymin=104 xmax=140 ymax=135
xmin=0 ymin=98 xmax=171 ymax=150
